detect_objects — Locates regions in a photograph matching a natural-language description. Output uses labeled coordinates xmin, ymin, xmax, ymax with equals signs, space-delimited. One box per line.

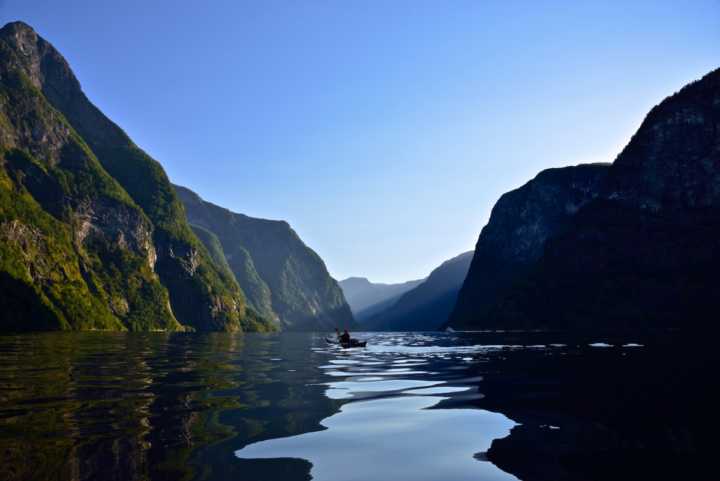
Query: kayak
xmin=326 ymin=338 xmax=367 ymax=348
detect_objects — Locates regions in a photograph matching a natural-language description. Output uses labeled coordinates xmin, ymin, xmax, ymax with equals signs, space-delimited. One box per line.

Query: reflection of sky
xmin=325 ymin=379 xmax=441 ymax=400
xmin=235 ymin=395 xmax=517 ymax=481
xmin=236 ymin=333 xmax=518 ymax=481
xmin=235 ymin=332 xmax=650 ymax=479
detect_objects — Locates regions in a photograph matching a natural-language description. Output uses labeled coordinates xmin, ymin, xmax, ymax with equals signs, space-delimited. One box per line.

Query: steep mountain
xmin=174 ymin=184 xmax=354 ymax=331
xmin=449 ymin=67 xmax=720 ymax=330
xmin=0 ymin=21 xmax=270 ymax=332
xmin=449 ymin=164 xmax=609 ymax=329
xmin=339 ymin=277 xmax=424 ymax=320
xmin=365 ymin=251 xmax=473 ymax=331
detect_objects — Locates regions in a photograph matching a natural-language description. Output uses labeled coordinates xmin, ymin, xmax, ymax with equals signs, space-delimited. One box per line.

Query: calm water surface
xmin=0 ymin=331 xmax=648 ymax=481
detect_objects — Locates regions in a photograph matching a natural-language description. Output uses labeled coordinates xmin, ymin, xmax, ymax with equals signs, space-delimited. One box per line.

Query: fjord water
xmin=0 ymin=332 xmax=520 ymax=480
xmin=0 ymin=331 xmax=664 ymax=481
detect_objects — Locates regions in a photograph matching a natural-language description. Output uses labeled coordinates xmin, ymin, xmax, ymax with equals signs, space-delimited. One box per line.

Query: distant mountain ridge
xmin=365 ymin=251 xmax=473 ymax=331
xmin=0 ymin=21 xmax=272 ymax=331
xmin=339 ymin=277 xmax=424 ymax=320
xmin=174 ymin=185 xmax=354 ymax=331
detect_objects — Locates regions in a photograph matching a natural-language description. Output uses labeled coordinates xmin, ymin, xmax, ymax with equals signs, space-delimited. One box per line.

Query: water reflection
xmin=0 ymin=331 xmax=654 ymax=481
xmin=0 ymin=333 xmax=253 ymax=481
xmin=235 ymin=334 xmax=518 ymax=481
xmin=235 ymin=396 xmax=513 ymax=481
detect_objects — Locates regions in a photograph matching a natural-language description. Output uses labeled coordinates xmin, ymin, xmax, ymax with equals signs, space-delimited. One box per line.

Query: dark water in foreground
xmin=0 ymin=332 xmax=656 ymax=481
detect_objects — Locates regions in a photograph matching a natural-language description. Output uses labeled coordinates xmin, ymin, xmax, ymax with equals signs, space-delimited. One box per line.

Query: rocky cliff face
xmin=366 ymin=251 xmax=473 ymax=331
xmin=449 ymin=67 xmax=720 ymax=330
xmin=174 ymin=185 xmax=354 ymax=331
xmin=0 ymin=22 xmax=266 ymax=331
xmin=449 ymin=165 xmax=609 ymax=329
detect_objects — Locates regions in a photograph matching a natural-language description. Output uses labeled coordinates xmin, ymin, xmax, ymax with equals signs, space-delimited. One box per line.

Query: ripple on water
xmin=322 ymin=369 xmax=429 ymax=378
xmin=325 ymin=379 xmax=443 ymax=400
xmin=403 ymin=386 xmax=472 ymax=395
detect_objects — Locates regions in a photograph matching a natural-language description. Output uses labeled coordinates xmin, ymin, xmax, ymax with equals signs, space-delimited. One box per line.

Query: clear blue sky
xmin=1 ymin=1 xmax=718 ymax=283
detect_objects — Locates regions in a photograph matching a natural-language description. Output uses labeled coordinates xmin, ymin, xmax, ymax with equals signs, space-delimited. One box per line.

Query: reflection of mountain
xmin=0 ymin=333 xmax=161 ymax=481
xmin=474 ymin=332 xmax=720 ymax=481
xmin=0 ymin=333 xmax=341 ymax=481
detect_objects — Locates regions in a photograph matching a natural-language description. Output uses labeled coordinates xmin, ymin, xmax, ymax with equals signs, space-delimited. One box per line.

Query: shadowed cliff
xmin=450 ymin=67 xmax=720 ymax=330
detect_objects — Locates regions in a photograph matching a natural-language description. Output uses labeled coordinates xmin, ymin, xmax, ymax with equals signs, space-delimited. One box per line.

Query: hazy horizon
xmin=2 ymin=1 xmax=718 ymax=283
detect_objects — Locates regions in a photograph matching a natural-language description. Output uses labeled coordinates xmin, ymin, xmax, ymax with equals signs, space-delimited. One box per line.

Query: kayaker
xmin=335 ymin=328 xmax=341 ymax=340
xmin=340 ymin=329 xmax=351 ymax=344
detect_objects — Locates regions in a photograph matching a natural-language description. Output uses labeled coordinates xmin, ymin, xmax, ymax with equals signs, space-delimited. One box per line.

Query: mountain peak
xmin=0 ymin=21 xmax=40 ymax=60
xmin=0 ymin=21 xmax=42 ymax=53
xmin=0 ymin=20 xmax=37 ymax=35
xmin=0 ymin=20 xmax=79 ymax=99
